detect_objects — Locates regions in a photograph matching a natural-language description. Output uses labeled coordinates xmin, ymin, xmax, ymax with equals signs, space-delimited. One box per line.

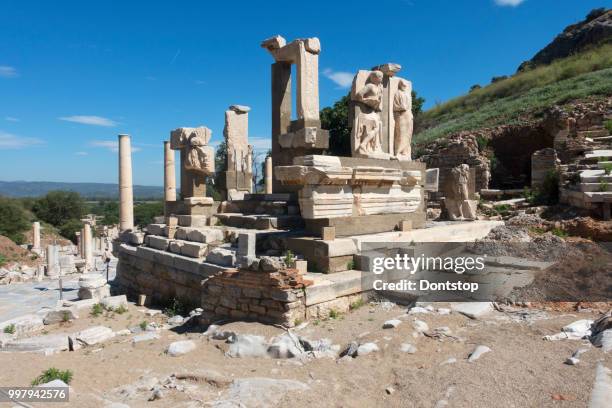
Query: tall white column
xmin=83 ymin=223 xmax=93 ymax=270
xmin=164 ymin=141 xmax=177 ymax=202
xmin=118 ymin=134 xmax=134 ymax=232
xmin=32 ymin=222 xmax=41 ymax=251
xmin=75 ymin=231 xmax=82 ymax=256
xmin=265 ymin=156 xmax=273 ymax=194
xmin=45 ymin=245 xmax=58 ymax=276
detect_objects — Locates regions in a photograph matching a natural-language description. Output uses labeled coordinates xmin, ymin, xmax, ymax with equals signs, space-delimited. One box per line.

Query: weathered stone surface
xmin=216 ymin=377 xmax=309 ymax=407
xmin=400 ymin=343 xmax=417 ymax=354
xmin=147 ymin=224 xmax=165 ymax=236
xmin=101 ymin=295 xmax=128 ymax=311
xmin=468 ymin=345 xmax=491 ymax=362
xmin=147 ymin=236 xmax=170 ymax=251
xmin=2 ymin=334 xmax=69 ymax=353
xmin=177 ymin=215 xmax=208 ymax=227
xmin=227 ymin=334 xmax=268 ymax=358
xmin=383 ymin=319 xmax=401 ymax=329
xmin=267 ymin=333 xmax=303 ymax=359
xmin=132 ymin=332 xmax=160 ymax=343
xmin=207 ymin=248 xmax=236 ymax=267
xmin=356 ymin=342 xmax=379 ymax=356
xmin=43 ymin=308 xmax=78 ymax=325
xmin=187 ymin=228 xmax=223 ymax=243
xmin=167 ymin=340 xmax=196 ymax=356
xmin=69 ymin=326 xmax=115 ymax=349
xmin=450 ymin=302 xmax=493 ymax=319
xmin=180 ymin=241 xmax=207 ymax=258
xmin=0 ymin=314 xmax=44 ymax=336
xmin=79 ymin=274 xmax=107 ymax=289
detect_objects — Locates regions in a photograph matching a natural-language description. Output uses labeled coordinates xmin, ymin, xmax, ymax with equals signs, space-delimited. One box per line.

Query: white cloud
xmin=90 ymin=140 xmax=141 ymax=153
xmin=75 ymin=151 xmax=88 ymax=156
xmin=59 ymin=115 xmax=117 ymax=127
xmin=494 ymin=0 xmax=525 ymax=7
xmin=323 ymin=68 xmax=354 ymax=89
xmin=0 ymin=131 xmax=44 ymax=149
xmin=0 ymin=66 xmax=18 ymax=78
xmin=4 ymin=116 xmax=19 ymax=122
xmin=249 ymin=136 xmax=271 ymax=151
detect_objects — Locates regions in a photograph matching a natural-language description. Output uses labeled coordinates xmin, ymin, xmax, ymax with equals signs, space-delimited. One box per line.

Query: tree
xmin=88 ymin=201 xmax=119 ymax=226
xmin=58 ymin=218 xmax=83 ymax=244
xmin=320 ymin=90 xmax=426 ymax=156
xmin=133 ymin=202 xmax=164 ymax=228
xmin=32 ymin=191 xmax=84 ymax=227
xmin=0 ymin=196 xmax=30 ymax=244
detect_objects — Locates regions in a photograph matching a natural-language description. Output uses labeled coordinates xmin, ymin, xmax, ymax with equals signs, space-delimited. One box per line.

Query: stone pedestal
xmin=275 ymin=155 xmax=426 ymax=236
xmin=118 ymin=134 xmax=134 ymax=232
xmin=45 ymin=245 xmax=59 ymax=277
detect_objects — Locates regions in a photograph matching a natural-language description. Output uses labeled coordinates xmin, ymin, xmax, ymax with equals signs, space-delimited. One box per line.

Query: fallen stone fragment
xmin=0 ymin=314 xmax=44 ymax=336
xmin=2 ymin=334 xmax=68 ymax=353
xmin=132 ymin=332 xmax=160 ymax=343
xmin=589 ymin=363 xmax=612 ymax=408
xmin=357 ymin=342 xmax=379 ymax=356
xmin=101 ymin=295 xmax=128 ymax=311
xmin=545 ymin=319 xmax=594 ymax=341
xmin=167 ymin=315 xmax=184 ymax=325
xmin=385 ymin=386 xmax=395 ymax=395
xmin=226 ymin=334 xmax=268 ymax=358
xmin=591 ymin=329 xmax=612 ymax=352
xmin=412 ymin=320 xmax=429 ymax=333
xmin=69 ymin=326 xmax=115 ymax=350
xmin=167 ymin=340 xmax=196 ymax=356
xmin=400 ymin=343 xmax=417 ymax=354
xmin=267 ymin=333 xmax=304 ymax=359
xmin=383 ymin=319 xmax=402 ymax=329
xmin=174 ymin=369 xmax=231 ymax=387
xmin=340 ymin=341 xmax=359 ymax=358
xmin=468 ymin=345 xmax=491 ymax=362
xmin=148 ymin=387 xmax=164 ymax=401
xmin=437 ymin=308 xmax=451 ymax=315
xmin=407 ymin=306 xmax=430 ymax=315
xmin=38 ymin=379 xmax=69 ymax=388
xmin=565 ymin=357 xmax=580 ymax=365
xmin=43 ymin=308 xmax=78 ymax=325
xmin=451 ymin=302 xmax=493 ymax=319
xmin=104 ymin=403 xmax=130 ymax=408
xmin=440 ymin=357 xmax=457 ymax=365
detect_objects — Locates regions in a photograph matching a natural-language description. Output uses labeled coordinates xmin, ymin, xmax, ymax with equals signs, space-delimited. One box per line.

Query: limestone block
xmin=43 ymin=308 xmax=78 ymax=325
xmin=353 ymin=166 xmax=402 ymax=184
xmin=147 ymin=236 xmax=171 ymax=251
xmin=68 ymin=326 xmax=115 ymax=350
xmin=295 ymin=260 xmax=307 ymax=274
xmin=238 ymin=233 xmax=256 ymax=258
xmin=399 ymin=220 xmax=412 ymax=231
xmin=164 ymin=225 xmax=177 ymax=239
xmin=0 ymin=314 xmax=44 ymax=336
xmin=167 ymin=340 xmax=197 ymax=356
xmin=170 ymin=127 xmax=212 ymax=150
xmin=321 ymin=227 xmax=336 ymax=241
xmin=169 ymin=240 xmax=184 ymax=254
xmin=78 ymin=274 xmax=107 ymax=289
xmin=187 ymin=228 xmax=224 ymax=243
xmin=178 ymin=215 xmax=208 ymax=227
xmin=299 ymin=185 xmax=354 ymax=219
xmin=78 ymin=285 xmax=110 ymax=301
xmin=425 ymin=168 xmax=439 ymax=192
xmin=355 ymin=184 xmax=421 ymax=216
xmin=101 ymin=295 xmax=128 ymax=310
xmin=206 ymin=248 xmax=236 ymax=267
xmin=147 ymin=224 xmax=166 ymax=236
xmin=2 ymin=334 xmax=69 ymax=353
xmin=122 ymin=231 xmax=145 ymax=245
xmin=181 ymin=242 xmax=207 ymax=258
xmin=278 ymin=127 xmax=329 ymax=149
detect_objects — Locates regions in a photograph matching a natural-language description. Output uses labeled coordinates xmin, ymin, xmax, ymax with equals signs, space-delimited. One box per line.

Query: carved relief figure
xmin=445 ymin=164 xmax=476 ymax=221
xmin=353 ymin=70 xmax=384 ymax=155
xmin=184 ymin=131 xmax=214 ymax=175
xmin=393 ymin=79 xmax=413 ymax=160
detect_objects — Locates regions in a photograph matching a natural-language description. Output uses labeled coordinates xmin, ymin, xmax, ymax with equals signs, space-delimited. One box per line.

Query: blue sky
xmin=0 ymin=0 xmax=605 ymax=186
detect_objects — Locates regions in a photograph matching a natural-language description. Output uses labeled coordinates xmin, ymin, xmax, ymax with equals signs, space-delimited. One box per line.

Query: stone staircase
xmin=560 ymin=123 xmax=612 ymax=219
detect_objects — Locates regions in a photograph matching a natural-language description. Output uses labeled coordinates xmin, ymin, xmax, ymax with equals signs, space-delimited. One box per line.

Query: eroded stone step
xmin=216 ymin=213 xmax=304 ymax=230
xmin=144 ymin=235 xmax=208 ymax=258
xmin=580 ymin=182 xmax=612 ymax=192
xmin=578 ymin=129 xmax=610 ymax=138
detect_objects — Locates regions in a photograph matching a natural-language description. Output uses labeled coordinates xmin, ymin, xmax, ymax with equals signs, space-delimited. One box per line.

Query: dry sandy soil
xmin=1 ymin=301 xmax=610 ymax=408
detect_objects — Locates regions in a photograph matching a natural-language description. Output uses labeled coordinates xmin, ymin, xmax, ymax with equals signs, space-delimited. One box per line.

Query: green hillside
xmin=415 ymin=43 xmax=612 ymax=145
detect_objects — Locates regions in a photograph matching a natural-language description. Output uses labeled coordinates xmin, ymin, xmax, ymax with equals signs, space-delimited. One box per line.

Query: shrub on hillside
xmin=33 ymin=191 xmax=84 ymax=227
xmin=0 ymin=196 xmax=31 ymax=244
xmin=134 ymin=202 xmax=164 ymax=228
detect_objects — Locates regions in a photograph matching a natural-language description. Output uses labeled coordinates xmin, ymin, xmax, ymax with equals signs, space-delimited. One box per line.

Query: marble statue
xmin=445 ymin=164 xmax=476 ymax=221
xmin=353 ymin=70 xmax=384 ymax=155
xmin=393 ymin=79 xmax=413 ymax=160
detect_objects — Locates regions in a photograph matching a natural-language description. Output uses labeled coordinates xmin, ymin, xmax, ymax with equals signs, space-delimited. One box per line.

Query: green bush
xmin=530 ymin=170 xmax=560 ymax=205
xmin=58 ymin=219 xmax=83 ymax=244
xmin=31 ymin=368 xmax=73 ymax=386
xmin=163 ymin=297 xmax=188 ymax=317
xmin=3 ymin=323 xmax=16 ymax=334
xmin=0 ymin=196 xmax=31 ymax=244
xmin=32 ymin=191 xmax=84 ymax=227
xmin=133 ymin=202 xmax=164 ymax=228
xmin=283 ymin=250 xmax=296 ymax=268
xmin=90 ymin=303 xmax=103 ymax=317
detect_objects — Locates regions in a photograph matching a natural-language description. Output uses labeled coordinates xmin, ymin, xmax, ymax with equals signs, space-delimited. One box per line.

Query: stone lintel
xmin=278 ymin=127 xmax=329 ymax=149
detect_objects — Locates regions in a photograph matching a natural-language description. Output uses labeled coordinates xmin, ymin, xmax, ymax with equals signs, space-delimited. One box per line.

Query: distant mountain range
xmin=0 ymin=181 xmax=164 ymax=200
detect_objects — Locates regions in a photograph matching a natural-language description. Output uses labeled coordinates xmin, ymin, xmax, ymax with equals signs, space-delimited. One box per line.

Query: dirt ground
xmin=1 ymin=301 xmax=610 ymax=408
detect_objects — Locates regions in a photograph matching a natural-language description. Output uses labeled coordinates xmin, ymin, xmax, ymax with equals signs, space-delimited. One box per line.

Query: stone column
xmin=118 ymin=134 xmax=134 ymax=232
xmin=265 ymin=156 xmax=273 ymax=194
xmin=32 ymin=222 xmax=41 ymax=252
xmin=75 ymin=231 xmax=82 ymax=256
xmin=45 ymin=245 xmax=58 ymax=276
xmin=83 ymin=222 xmax=93 ymax=270
xmin=164 ymin=141 xmax=177 ymax=203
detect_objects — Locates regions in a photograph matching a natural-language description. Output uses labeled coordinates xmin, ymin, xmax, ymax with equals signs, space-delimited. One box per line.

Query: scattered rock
xmin=565 ymin=357 xmax=580 ymax=365
xmin=589 ymin=363 xmax=612 ymax=408
xmin=440 ymin=357 xmax=457 ymax=365
xmin=148 ymin=387 xmax=164 ymax=401
xmin=259 ymin=256 xmax=286 ymax=272
xmin=43 ymin=308 xmax=77 ymax=325
xmin=437 ymin=308 xmax=451 ymax=315
xmin=267 ymin=333 xmax=304 ymax=359
xmin=451 ymin=302 xmax=493 ymax=319
xmin=167 ymin=315 xmax=184 ymax=325
xmin=340 ymin=341 xmax=359 ymax=358
xmin=2 ymin=334 xmax=69 ymax=353
xmin=357 ymin=342 xmax=379 ymax=356
xmin=591 ymin=329 xmax=612 ymax=352
xmin=0 ymin=314 xmax=44 ymax=336
xmin=400 ymin=343 xmax=417 ymax=354
xmin=385 ymin=386 xmax=395 ymax=395
xmin=38 ymin=379 xmax=69 ymax=388
xmin=167 ymin=340 xmax=196 ymax=356
xmin=69 ymin=326 xmax=115 ymax=350
xmin=407 ymin=306 xmax=430 ymax=315
xmin=383 ymin=319 xmax=401 ymax=329
xmin=226 ymin=334 xmax=268 ymax=358
xmin=468 ymin=345 xmax=491 ymax=362
xmin=101 ymin=295 xmax=128 ymax=311
xmin=412 ymin=320 xmax=429 ymax=333
xmin=215 ymin=377 xmax=309 ymax=407
xmin=132 ymin=332 xmax=160 ymax=343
